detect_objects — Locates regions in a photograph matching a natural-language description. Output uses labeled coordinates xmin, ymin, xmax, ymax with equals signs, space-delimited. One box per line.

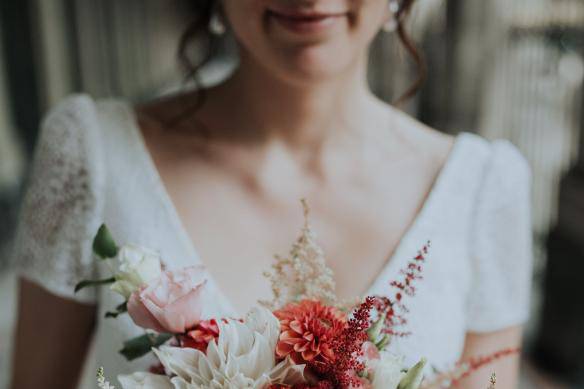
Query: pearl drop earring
xmin=209 ymin=8 xmax=226 ymax=35
xmin=383 ymin=0 xmax=400 ymax=32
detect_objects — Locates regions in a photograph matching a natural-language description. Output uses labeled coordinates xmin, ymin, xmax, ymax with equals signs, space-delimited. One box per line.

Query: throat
xmin=212 ymin=60 xmax=376 ymax=148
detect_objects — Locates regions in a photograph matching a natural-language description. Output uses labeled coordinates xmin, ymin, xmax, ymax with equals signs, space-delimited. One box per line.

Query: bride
xmin=10 ymin=0 xmax=532 ymax=388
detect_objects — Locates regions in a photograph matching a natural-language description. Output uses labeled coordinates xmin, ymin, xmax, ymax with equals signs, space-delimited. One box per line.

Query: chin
xmin=270 ymin=45 xmax=358 ymax=85
xmin=226 ymin=0 xmax=378 ymax=87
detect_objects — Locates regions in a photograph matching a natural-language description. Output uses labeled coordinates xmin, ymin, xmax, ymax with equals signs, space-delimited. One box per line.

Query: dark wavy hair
xmin=177 ymin=0 xmax=426 ymax=107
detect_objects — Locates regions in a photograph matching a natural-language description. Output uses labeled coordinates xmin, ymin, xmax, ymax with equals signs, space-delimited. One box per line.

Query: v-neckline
xmin=120 ymin=100 xmax=467 ymax=316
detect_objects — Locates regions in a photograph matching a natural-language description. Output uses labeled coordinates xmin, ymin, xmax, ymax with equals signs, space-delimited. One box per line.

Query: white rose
xmin=371 ymin=352 xmax=406 ymax=389
xmin=110 ymin=245 xmax=163 ymax=299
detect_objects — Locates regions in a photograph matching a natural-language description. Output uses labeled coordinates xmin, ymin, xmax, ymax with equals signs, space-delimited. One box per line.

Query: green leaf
xmin=74 ymin=277 xmax=116 ymax=293
xmin=374 ymin=334 xmax=391 ymax=350
xmin=105 ymin=302 xmax=128 ymax=319
xmin=367 ymin=315 xmax=385 ymax=343
xmin=119 ymin=333 xmax=173 ymax=361
xmin=398 ymin=358 xmax=427 ymax=389
xmin=93 ymin=224 xmax=119 ymax=259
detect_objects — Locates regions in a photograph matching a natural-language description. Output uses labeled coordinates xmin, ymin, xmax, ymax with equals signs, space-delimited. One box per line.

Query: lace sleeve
xmin=11 ymin=94 xmax=104 ymax=304
xmin=466 ymin=140 xmax=534 ymax=332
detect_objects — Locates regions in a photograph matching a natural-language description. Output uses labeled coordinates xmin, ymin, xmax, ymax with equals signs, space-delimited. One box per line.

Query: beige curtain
xmin=33 ymin=0 xmax=192 ymax=107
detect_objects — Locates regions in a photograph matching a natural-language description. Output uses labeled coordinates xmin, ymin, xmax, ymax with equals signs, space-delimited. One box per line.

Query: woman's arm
xmin=460 ymin=141 xmax=532 ymax=388
xmin=456 ymin=326 xmax=523 ymax=389
xmin=11 ymin=278 xmax=97 ymax=389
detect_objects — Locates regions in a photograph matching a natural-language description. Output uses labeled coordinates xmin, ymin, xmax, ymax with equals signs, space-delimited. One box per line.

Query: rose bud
xmin=127 ymin=265 xmax=208 ymax=334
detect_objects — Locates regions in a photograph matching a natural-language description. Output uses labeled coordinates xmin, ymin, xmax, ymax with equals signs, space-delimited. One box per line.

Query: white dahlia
xmin=118 ymin=307 xmax=305 ymax=389
xmin=118 ymin=372 xmax=174 ymax=389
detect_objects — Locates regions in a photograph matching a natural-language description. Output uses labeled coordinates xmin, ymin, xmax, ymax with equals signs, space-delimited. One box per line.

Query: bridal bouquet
xmin=78 ymin=201 xmax=515 ymax=389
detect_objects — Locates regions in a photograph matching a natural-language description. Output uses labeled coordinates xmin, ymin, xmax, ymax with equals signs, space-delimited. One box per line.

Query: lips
xmin=267 ymin=8 xmax=348 ymax=34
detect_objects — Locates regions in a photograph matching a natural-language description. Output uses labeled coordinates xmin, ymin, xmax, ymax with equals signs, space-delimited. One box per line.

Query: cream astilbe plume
xmin=487 ymin=373 xmax=497 ymax=389
xmin=96 ymin=367 xmax=116 ymax=389
xmin=261 ymin=199 xmax=338 ymax=310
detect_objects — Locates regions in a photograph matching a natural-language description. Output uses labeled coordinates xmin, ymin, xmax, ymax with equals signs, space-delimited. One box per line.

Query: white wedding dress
xmin=11 ymin=95 xmax=533 ymax=387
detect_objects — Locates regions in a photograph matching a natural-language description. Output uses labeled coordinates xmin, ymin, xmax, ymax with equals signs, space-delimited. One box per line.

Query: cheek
xmin=223 ymin=1 xmax=274 ymax=66
xmin=223 ymin=0 xmax=265 ymax=40
xmin=356 ymin=0 xmax=390 ymax=36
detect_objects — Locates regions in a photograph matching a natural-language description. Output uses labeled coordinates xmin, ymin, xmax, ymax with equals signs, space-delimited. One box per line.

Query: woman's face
xmin=222 ymin=0 xmax=389 ymax=85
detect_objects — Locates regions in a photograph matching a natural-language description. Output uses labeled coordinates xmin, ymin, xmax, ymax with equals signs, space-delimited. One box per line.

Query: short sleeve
xmin=10 ymin=94 xmax=104 ymax=304
xmin=466 ymin=140 xmax=534 ymax=332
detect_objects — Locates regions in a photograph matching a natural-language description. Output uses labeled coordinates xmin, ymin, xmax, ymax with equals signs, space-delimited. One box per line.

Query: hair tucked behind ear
xmin=178 ymin=0 xmax=426 ymax=107
xmin=177 ymin=0 xmax=215 ymax=83
xmin=393 ymin=0 xmax=426 ymax=106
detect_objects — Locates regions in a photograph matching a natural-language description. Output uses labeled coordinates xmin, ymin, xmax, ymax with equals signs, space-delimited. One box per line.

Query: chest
xmin=148 ymin=152 xmax=446 ymax=314
xmin=96 ymin=105 xmax=487 ymax=371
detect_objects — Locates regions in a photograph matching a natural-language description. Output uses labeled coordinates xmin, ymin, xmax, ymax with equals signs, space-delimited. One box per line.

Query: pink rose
xmin=361 ymin=341 xmax=381 ymax=362
xmin=359 ymin=341 xmax=381 ymax=377
xmin=127 ymin=265 xmax=208 ymax=333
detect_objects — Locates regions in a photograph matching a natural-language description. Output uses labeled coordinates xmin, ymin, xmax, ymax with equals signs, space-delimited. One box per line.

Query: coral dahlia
xmin=275 ymin=300 xmax=347 ymax=367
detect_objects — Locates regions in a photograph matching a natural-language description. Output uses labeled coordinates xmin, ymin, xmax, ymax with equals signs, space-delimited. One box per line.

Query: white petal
xmin=245 ymin=307 xmax=281 ymax=348
xmin=169 ymin=376 xmax=197 ymax=389
xmin=237 ymin=332 xmax=274 ymax=379
xmin=141 ymin=307 xmax=300 ymax=388
xmin=118 ymin=372 xmax=174 ymax=389
xmin=269 ymin=356 xmax=306 ymax=385
xmin=153 ymin=346 xmax=201 ymax=381
xmin=372 ymin=352 xmax=406 ymax=389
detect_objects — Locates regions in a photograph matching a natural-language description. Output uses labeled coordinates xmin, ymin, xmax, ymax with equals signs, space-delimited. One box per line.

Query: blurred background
xmin=0 ymin=0 xmax=583 ymax=388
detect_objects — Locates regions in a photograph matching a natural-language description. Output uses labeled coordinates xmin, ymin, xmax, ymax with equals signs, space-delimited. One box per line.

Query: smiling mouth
xmin=267 ymin=9 xmax=348 ymax=34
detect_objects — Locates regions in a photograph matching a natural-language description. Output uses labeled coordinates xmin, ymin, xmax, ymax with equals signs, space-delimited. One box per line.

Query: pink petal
xmin=127 ymin=291 xmax=166 ymax=332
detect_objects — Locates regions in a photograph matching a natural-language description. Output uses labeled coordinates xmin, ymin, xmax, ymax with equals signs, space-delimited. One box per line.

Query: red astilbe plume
xmin=450 ymin=348 xmax=520 ymax=387
xmin=324 ymin=296 xmax=376 ymax=387
xmin=420 ymin=348 xmax=519 ymax=389
xmin=268 ymin=380 xmax=335 ymax=389
xmin=275 ymin=300 xmax=347 ymax=369
xmin=269 ymin=382 xmax=334 ymax=389
xmin=375 ymin=242 xmax=430 ymax=338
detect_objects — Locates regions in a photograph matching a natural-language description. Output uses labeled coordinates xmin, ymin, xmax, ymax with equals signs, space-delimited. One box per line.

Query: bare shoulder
xmin=388 ymin=104 xmax=456 ymax=165
xmin=135 ymin=91 xmax=199 ymax=134
xmin=133 ymin=90 xmax=212 ymax=158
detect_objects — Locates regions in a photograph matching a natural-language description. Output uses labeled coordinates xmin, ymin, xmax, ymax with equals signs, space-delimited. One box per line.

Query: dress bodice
xmin=11 ymin=95 xmax=533 ymax=386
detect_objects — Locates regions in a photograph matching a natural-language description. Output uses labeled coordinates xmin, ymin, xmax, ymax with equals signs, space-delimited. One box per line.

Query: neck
xmin=212 ymin=52 xmax=378 ymax=149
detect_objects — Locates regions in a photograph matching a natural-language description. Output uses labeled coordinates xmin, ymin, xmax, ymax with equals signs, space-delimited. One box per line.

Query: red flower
xmin=275 ymin=300 xmax=346 ymax=367
xmin=180 ymin=319 xmax=220 ymax=352
xmin=148 ymin=362 xmax=166 ymax=375
xmin=328 ymin=296 xmax=375 ymax=387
